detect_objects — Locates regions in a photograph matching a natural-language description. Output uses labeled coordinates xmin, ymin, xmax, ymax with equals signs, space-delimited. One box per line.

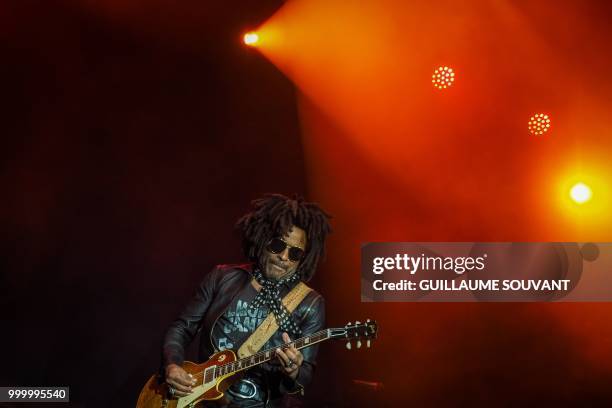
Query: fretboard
xmin=205 ymin=329 xmax=330 ymax=381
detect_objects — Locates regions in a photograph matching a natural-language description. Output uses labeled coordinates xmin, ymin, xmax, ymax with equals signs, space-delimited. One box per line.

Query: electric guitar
xmin=136 ymin=320 xmax=378 ymax=408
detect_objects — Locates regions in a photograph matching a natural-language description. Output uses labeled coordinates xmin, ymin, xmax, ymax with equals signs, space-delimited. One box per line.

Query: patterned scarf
xmin=249 ymin=267 xmax=302 ymax=336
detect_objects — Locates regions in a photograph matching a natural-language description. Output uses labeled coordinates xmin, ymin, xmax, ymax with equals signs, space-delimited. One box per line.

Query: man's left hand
xmin=275 ymin=332 xmax=303 ymax=380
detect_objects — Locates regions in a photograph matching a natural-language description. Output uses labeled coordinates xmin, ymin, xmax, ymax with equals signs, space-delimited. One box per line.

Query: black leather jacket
xmin=163 ymin=263 xmax=325 ymax=404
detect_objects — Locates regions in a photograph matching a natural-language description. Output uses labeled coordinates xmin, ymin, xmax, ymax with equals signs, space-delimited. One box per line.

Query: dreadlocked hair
xmin=235 ymin=194 xmax=332 ymax=281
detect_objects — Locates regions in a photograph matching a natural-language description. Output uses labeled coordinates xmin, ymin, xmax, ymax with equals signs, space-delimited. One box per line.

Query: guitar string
xmin=191 ymin=326 xmax=372 ymax=381
xmin=215 ymin=329 xmax=329 ymax=370
xmin=189 ymin=329 xmax=334 ymax=381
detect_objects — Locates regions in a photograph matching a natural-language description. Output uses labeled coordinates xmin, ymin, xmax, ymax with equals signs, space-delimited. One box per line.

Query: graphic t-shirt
xmin=213 ymin=283 xmax=269 ymax=352
xmin=212 ymin=283 xmax=271 ymax=401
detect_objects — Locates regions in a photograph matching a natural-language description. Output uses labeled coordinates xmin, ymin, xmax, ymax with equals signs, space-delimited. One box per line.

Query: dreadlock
xmin=235 ymin=194 xmax=332 ymax=281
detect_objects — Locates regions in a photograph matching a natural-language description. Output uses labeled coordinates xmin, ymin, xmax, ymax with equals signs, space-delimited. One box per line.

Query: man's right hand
xmin=165 ymin=363 xmax=196 ymax=397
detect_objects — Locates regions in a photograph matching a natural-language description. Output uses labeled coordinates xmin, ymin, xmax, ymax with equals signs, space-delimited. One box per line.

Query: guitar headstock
xmin=330 ymin=319 xmax=378 ymax=350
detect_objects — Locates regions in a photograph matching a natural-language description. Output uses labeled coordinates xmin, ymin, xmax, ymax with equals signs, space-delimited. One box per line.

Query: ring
xmin=287 ymin=359 xmax=296 ymax=368
xmin=168 ymin=385 xmax=176 ymax=397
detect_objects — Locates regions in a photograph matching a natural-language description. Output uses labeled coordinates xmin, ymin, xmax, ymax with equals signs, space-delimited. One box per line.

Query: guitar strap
xmin=237 ymin=281 xmax=312 ymax=359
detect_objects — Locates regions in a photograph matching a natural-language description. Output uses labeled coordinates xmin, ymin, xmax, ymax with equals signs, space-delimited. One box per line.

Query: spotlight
xmin=528 ymin=113 xmax=551 ymax=135
xmin=243 ymin=32 xmax=259 ymax=46
xmin=432 ymin=66 xmax=455 ymax=89
xmin=570 ymin=182 xmax=592 ymax=204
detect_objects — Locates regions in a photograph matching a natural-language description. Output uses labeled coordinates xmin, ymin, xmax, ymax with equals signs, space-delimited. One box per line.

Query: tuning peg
xmin=356 ymin=340 xmax=362 ymax=349
xmin=346 ymin=342 xmax=352 ymax=350
xmin=367 ymin=340 xmax=371 ymax=348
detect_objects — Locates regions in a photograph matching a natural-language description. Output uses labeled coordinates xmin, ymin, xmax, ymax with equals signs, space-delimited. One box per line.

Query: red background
xmin=2 ymin=1 xmax=611 ymax=406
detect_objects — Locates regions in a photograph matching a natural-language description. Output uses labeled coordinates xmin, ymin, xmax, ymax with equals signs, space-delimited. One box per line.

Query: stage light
xmin=432 ymin=66 xmax=455 ymax=89
xmin=528 ymin=113 xmax=551 ymax=135
xmin=243 ymin=32 xmax=259 ymax=46
xmin=570 ymin=182 xmax=592 ymax=204
xmin=553 ymin=165 xmax=610 ymax=231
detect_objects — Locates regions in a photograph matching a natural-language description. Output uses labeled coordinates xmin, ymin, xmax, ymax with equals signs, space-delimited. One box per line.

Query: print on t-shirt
xmin=216 ymin=298 xmax=268 ymax=351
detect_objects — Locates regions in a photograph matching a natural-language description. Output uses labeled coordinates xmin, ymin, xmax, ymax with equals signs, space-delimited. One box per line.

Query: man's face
xmin=261 ymin=225 xmax=307 ymax=281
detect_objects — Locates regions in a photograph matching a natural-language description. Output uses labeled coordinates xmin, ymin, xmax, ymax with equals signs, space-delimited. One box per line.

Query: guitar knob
xmin=346 ymin=342 xmax=352 ymax=350
xmin=367 ymin=340 xmax=371 ymax=348
xmin=357 ymin=340 xmax=362 ymax=349
xmin=356 ymin=320 xmax=361 ymax=324
xmin=366 ymin=318 xmax=370 ymax=322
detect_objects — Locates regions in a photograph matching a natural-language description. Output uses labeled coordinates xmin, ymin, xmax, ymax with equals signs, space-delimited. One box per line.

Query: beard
xmin=260 ymin=252 xmax=297 ymax=281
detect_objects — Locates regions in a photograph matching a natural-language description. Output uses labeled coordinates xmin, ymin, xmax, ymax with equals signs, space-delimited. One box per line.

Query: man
xmin=162 ymin=194 xmax=332 ymax=407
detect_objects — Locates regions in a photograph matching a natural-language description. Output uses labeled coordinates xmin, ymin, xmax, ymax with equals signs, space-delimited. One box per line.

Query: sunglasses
xmin=266 ymin=237 xmax=305 ymax=262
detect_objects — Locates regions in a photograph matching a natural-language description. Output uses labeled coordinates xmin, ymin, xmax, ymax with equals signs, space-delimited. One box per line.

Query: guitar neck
xmin=213 ymin=329 xmax=331 ymax=378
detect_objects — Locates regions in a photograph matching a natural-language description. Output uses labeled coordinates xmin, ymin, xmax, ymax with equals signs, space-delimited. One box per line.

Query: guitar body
xmin=136 ymin=350 xmax=242 ymax=408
